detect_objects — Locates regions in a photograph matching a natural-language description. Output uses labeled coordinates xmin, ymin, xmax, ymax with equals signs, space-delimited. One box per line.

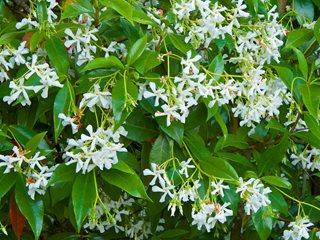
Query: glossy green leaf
xmin=300 ymin=83 xmax=320 ymax=120
xmin=217 ymin=152 xmax=254 ymax=168
xmin=295 ymin=0 xmax=314 ymax=22
xmin=150 ymin=135 xmax=171 ymax=164
xmin=81 ymin=56 xmax=124 ymax=72
xmin=286 ymin=28 xmax=314 ymax=48
xmin=291 ymin=47 xmax=308 ymax=79
xmin=53 ymin=81 xmax=75 ymax=142
xmin=124 ymin=108 xmax=158 ymax=142
xmin=48 ymin=164 xmax=77 ymax=186
xmin=252 ymin=207 xmax=273 ymax=240
xmin=45 ymin=37 xmax=70 ymax=75
xmin=314 ymin=17 xmax=320 ymax=44
xmin=37 ymin=1 xmax=48 ymax=24
xmin=61 ymin=0 xmax=94 ymax=19
xmin=185 ymin=102 xmax=207 ymax=130
xmin=30 ymin=31 xmax=44 ymax=52
xmin=269 ymin=188 xmax=288 ymax=214
xmin=72 ymin=172 xmax=96 ymax=232
xmin=112 ymin=78 xmax=138 ymax=129
xmin=208 ymin=53 xmax=224 ymax=79
xmin=134 ymin=50 xmax=162 ymax=74
xmin=25 ymin=131 xmax=47 ymax=156
xmin=304 ymin=113 xmax=320 ymax=134
xmin=157 ymin=229 xmax=189 ymax=238
xmin=157 ymin=117 xmax=184 ymax=145
xmin=257 ymin=134 xmax=289 ymax=176
xmin=167 ymin=33 xmax=192 ymax=54
xmin=112 ymin=160 xmax=135 ymax=175
xmin=0 ymin=171 xmax=16 ymax=199
xmin=102 ymin=0 xmax=133 ymax=23
xmin=261 ymin=176 xmax=292 ymax=189
xmin=15 ymin=175 xmax=44 ymax=240
xmin=101 ymin=169 xmax=151 ymax=201
xmin=127 ymin=34 xmax=147 ymax=65
xmin=184 ymin=130 xmax=211 ymax=162
xmin=200 ymin=157 xmax=238 ymax=180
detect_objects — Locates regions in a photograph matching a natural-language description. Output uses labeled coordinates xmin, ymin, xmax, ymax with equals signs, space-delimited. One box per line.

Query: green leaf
xmin=0 ymin=32 xmax=22 ymax=45
xmin=157 ymin=117 xmax=184 ymax=145
xmin=167 ymin=34 xmax=192 ymax=54
xmin=102 ymin=0 xmax=133 ymax=23
xmin=25 ymin=131 xmax=47 ymax=156
xmin=127 ymin=34 xmax=148 ymax=65
xmin=291 ymin=47 xmax=308 ymax=79
xmin=300 ymin=84 xmax=320 ymax=120
xmin=112 ymin=78 xmax=138 ymax=129
xmin=45 ymin=37 xmax=70 ymax=75
xmin=9 ymin=125 xmax=50 ymax=151
xmin=184 ymin=130 xmax=211 ymax=162
xmin=124 ymin=108 xmax=158 ymax=142
xmin=134 ymin=50 xmax=162 ymax=74
xmin=257 ymin=134 xmax=289 ymax=176
xmin=37 ymin=1 xmax=48 ymax=24
xmin=295 ymin=0 xmax=314 ymax=22
xmin=214 ymin=111 xmax=228 ymax=139
xmin=208 ymin=53 xmax=224 ymax=79
xmin=48 ymin=164 xmax=76 ymax=186
xmin=200 ymin=157 xmax=239 ymax=180
xmin=0 ymin=171 xmax=16 ymax=199
xmin=265 ymin=119 xmax=287 ymax=132
xmin=261 ymin=176 xmax=292 ymax=189
xmin=30 ymin=31 xmax=45 ymax=52
xmin=112 ymin=160 xmax=135 ymax=174
xmin=252 ymin=207 xmax=273 ymax=240
xmin=269 ymin=188 xmax=288 ymax=214
xmin=72 ymin=172 xmax=96 ymax=233
xmin=304 ymin=113 xmax=320 ymax=135
xmin=101 ymin=169 xmax=151 ymax=201
xmin=81 ymin=56 xmax=124 ymax=72
xmin=286 ymin=28 xmax=314 ymax=48
xmin=185 ymin=102 xmax=207 ymax=130
xmin=150 ymin=135 xmax=171 ymax=165
xmin=15 ymin=175 xmax=44 ymax=240
xmin=61 ymin=0 xmax=94 ymax=19
xmin=217 ymin=152 xmax=254 ymax=168
xmin=53 ymin=81 xmax=75 ymax=142
xmin=314 ymin=17 xmax=320 ymax=44
xmin=157 ymin=229 xmax=189 ymax=238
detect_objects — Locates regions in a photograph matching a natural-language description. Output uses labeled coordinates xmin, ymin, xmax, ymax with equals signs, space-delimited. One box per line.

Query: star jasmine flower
xmin=211 ymin=180 xmax=230 ymax=197
xmin=181 ymin=50 xmax=201 ymax=75
xmin=143 ymin=82 xmax=168 ymax=106
xmin=143 ymin=163 xmax=165 ymax=186
xmin=12 ymin=41 xmax=29 ymax=65
xmin=178 ymin=158 xmax=195 ymax=178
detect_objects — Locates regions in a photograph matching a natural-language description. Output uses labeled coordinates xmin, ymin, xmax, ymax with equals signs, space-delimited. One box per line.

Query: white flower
xmin=102 ymin=41 xmax=117 ymax=57
xmin=211 ymin=180 xmax=230 ymax=197
xmin=178 ymin=158 xmax=195 ymax=178
xmin=143 ymin=163 xmax=165 ymax=186
xmin=236 ymin=177 xmax=271 ymax=215
xmin=12 ymin=41 xmax=29 ymax=65
xmin=151 ymin=178 xmax=175 ymax=202
xmin=64 ymin=28 xmax=83 ymax=52
xmin=181 ymin=50 xmax=201 ymax=75
xmin=16 ymin=17 xmax=39 ymax=29
xmin=79 ymin=84 xmax=112 ymax=111
xmin=283 ymin=217 xmax=313 ymax=240
xmin=155 ymin=104 xmax=180 ymax=126
xmin=58 ymin=113 xmax=79 ymax=134
xmin=143 ymin=82 xmax=168 ymax=106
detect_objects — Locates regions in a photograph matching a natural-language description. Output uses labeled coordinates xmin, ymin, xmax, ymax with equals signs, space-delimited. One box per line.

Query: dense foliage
xmin=1 ymin=0 xmax=320 ymax=239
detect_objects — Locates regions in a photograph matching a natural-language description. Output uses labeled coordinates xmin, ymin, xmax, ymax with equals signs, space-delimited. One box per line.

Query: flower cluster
xmin=290 ymin=147 xmax=320 ymax=171
xmin=84 ymin=192 xmax=165 ymax=239
xmin=283 ymin=217 xmax=314 ymax=240
xmin=63 ymin=124 xmax=127 ymax=174
xmin=0 ymin=146 xmax=54 ymax=199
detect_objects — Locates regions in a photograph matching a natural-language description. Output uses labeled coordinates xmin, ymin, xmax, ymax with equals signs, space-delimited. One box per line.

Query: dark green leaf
xmin=112 ymin=160 xmax=135 ymax=174
xmin=208 ymin=53 xmax=224 ymax=79
xmin=269 ymin=188 xmax=288 ymax=214
xmin=314 ymin=17 xmax=320 ymax=44
xmin=286 ymin=28 xmax=314 ymax=48
xmin=61 ymin=0 xmax=94 ymax=19
xmin=300 ymin=83 xmax=320 ymax=120
xmin=184 ymin=130 xmax=211 ymax=162
xmin=53 ymin=81 xmax=75 ymax=142
xmin=291 ymin=47 xmax=308 ymax=79
xmin=200 ymin=157 xmax=239 ymax=180
xmin=150 ymin=135 xmax=171 ymax=164
xmin=124 ymin=108 xmax=158 ymax=142
xmin=157 ymin=117 xmax=184 ymax=145
xmin=252 ymin=207 xmax=273 ymax=240
xmin=15 ymin=175 xmax=43 ymax=240
xmin=48 ymin=164 xmax=76 ymax=186
xmin=217 ymin=152 xmax=254 ymax=168
xmin=37 ymin=1 xmax=48 ymax=24
xmin=102 ymin=0 xmax=133 ymax=23
xmin=25 ymin=131 xmax=47 ymax=156
xmin=134 ymin=50 xmax=162 ymax=74
xmin=72 ymin=172 xmax=96 ymax=232
xmin=157 ymin=229 xmax=189 ymax=238
xmin=127 ymin=34 xmax=147 ymax=65
xmin=295 ymin=0 xmax=314 ymax=22
xmin=261 ymin=176 xmax=292 ymax=189
xmin=0 ymin=171 xmax=16 ymax=199
xmin=257 ymin=134 xmax=289 ymax=176
xmin=30 ymin=31 xmax=44 ymax=52
xmin=81 ymin=56 xmax=124 ymax=72
xmin=45 ymin=37 xmax=70 ymax=75
xmin=304 ymin=113 xmax=320 ymax=135
xmin=167 ymin=34 xmax=192 ymax=54
xmin=101 ymin=169 xmax=151 ymax=201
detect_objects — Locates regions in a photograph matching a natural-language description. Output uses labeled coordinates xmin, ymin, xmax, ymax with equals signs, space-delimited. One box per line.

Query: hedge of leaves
xmin=1 ymin=0 xmax=320 ymax=239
